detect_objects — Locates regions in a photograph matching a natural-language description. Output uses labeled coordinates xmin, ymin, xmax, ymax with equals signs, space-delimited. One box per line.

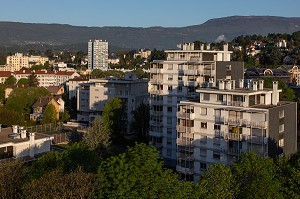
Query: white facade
xmin=77 ymin=73 xmax=148 ymax=134
xmin=88 ymin=39 xmax=109 ymax=71
xmin=66 ymin=78 xmax=89 ymax=99
xmin=176 ymin=79 xmax=297 ymax=182
xmin=149 ymin=43 xmax=234 ymax=166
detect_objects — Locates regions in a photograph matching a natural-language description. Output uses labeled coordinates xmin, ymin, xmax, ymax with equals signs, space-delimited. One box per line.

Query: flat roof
xmin=0 ymin=128 xmax=51 ymax=145
xmin=196 ymin=87 xmax=281 ymax=94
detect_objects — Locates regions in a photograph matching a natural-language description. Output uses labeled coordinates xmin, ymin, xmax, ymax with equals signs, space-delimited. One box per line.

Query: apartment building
xmin=77 ymin=72 xmax=148 ymax=133
xmin=149 ymin=43 xmax=244 ymax=167
xmin=66 ymin=77 xmax=89 ymax=99
xmin=176 ymin=79 xmax=297 ymax=182
xmin=88 ymin=39 xmax=109 ymax=71
xmin=14 ymin=70 xmax=80 ymax=87
xmin=6 ymin=53 xmax=49 ymax=71
xmin=0 ymin=71 xmax=14 ymax=84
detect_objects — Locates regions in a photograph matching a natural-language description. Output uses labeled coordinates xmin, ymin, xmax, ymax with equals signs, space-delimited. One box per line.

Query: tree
xmin=91 ymin=69 xmax=104 ymax=78
xmin=0 ymin=106 xmax=24 ymax=127
xmin=42 ymin=103 xmax=58 ymax=124
xmin=150 ymin=48 xmax=166 ymax=61
xmin=17 ymin=78 xmax=29 ymax=85
xmin=22 ymin=169 xmax=97 ymax=199
xmin=131 ymin=103 xmax=150 ymax=140
xmin=4 ymin=75 xmax=16 ymax=86
xmin=97 ymin=143 xmax=195 ymax=199
xmin=59 ymin=110 xmax=70 ymax=123
xmin=232 ymin=152 xmax=282 ymax=199
xmin=0 ymin=160 xmax=25 ymax=199
xmin=199 ymin=164 xmax=238 ymax=199
xmin=28 ymin=73 xmax=39 ymax=87
xmin=102 ymin=97 xmax=126 ymax=136
xmin=82 ymin=116 xmax=111 ymax=153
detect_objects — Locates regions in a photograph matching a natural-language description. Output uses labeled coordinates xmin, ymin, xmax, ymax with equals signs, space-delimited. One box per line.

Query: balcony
xmin=149 ymin=79 xmax=163 ymax=84
xmin=177 ymin=153 xmax=194 ymax=161
xmin=225 ymin=132 xmax=243 ymax=141
xmin=177 ymin=138 xmax=193 ymax=146
xmin=177 ymin=112 xmax=195 ymax=120
xmin=184 ymin=70 xmax=198 ymax=76
xmin=177 ymin=125 xmax=194 ymax=133
xmin=150 ymin=68 xmax=162 ymax=73
xmin=176 ymin=165 xmax=194 ymax=174
xmin=149 ymin=89 xmax=163 ymax=95
xmin=150 ymin=110 xmax=163 ymax=116
xmin=149 ymin=120 xmax=163 ymax=127
xmin=227 ymin=101 xmax=245 ymax=107
xmin=223 ymin=118 xmax=267 ymax=129
xmin=215 ymin=116 xmax=225 ymax=124
xmin=215 ymin=130 xmax=224 ymax=138
xmin=247 ymin=135 xmax=266 ymax=144
xmin=226 ymin=148 xmax=242 ymax=156
xmin=150 ymin=100 xmax=163 ymax=106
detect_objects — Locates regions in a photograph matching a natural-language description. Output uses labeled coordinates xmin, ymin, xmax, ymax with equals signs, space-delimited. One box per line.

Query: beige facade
xmin=177 ymin=79 xmax=297 ymax=182
xmin=77 ymin=72 xmax=148 ymax=134
xmin=6 ymin=53 xmax=49 ymax=70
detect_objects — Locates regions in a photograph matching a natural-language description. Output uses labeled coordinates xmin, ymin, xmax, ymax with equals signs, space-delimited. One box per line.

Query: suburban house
xmin=47 ymin=85 xmax=64 ymax=96
xmin=30 ymin=96 xmax=65 ymax=121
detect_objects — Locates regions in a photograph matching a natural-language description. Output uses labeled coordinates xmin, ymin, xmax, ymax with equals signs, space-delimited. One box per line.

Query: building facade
xmin=148 ymin=43 xmax=244 ymax=167
xmin=176 ymin=79 xmax=297 ymax=182
xmin=77 ymin=72 xmax=148 ymax=133
xmin=6 ymin=53 xmax=49 ymax=71
xmin=88 ymin=39 xmax=109 ymax=71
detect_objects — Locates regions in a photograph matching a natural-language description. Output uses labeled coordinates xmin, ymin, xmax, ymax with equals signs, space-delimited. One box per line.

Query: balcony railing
xmin=176 ymin=165 xmax=194 ymax=174
xmin=177 ymin=112 xmax=195 ymax=120
xmin=215 ymin=116 xmax=225 ymax=124
xmin=149 ymin=79 xmax=163 ymax=84
xmin=247 ymin=135 xmax=266 ymax=144
xmin=177 ymin=153 xmax=195 ymax=161
xmin=227 ymin=101 xmax=245 ymax=107
xmin=214 ymin=130 xmax=224 ymax=138
xmin=223 ymin=118 xmax=267 ymax=129
xmin=226 ymin=132 xmax=243 ymax=141
xmin=177 ymin=125 xmax=194 ymax=133
xmin=149 ymin=89 xmax=163 ymax=95
xmin=184 ymin=70 xmax=199 ymax=75
xmin=177 ymin=138 xmax=193 ymax=146
xmin=149 ymin=120 xmax=163 ymax=127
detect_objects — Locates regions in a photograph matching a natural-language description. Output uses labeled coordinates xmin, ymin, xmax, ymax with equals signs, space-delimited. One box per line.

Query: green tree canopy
xmin=42 ymin=103 xmax=58 ymax=124
xmin=28 ymin=73 xmax=39 ymax=87
xmin=97 ymin=143 xmax=196 ymax=199
xmin=17 ymin=78 xmax=29 ymax=85
xmin=102 ymin=97 xmax=126 ymax=136
xmin=82 ymin=116 xmax=111 ymax=153
xmin=232 ymin=152 xmax=282 ymax=199
xmin=0 ymin=106 xmax=24 ymax=127
xmin=4 ymin=75 xmax=16 ymax=87
xmin=131 ymin=103 xmax=150 ymax=140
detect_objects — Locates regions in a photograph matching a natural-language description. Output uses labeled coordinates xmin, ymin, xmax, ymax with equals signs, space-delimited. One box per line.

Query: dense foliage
xmin=1 ymin=143 xmax=300 ymax=198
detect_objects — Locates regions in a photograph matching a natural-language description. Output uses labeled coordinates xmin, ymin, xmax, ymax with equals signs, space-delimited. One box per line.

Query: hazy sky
xmin=1 ymin=0 xmax=299 ymax=27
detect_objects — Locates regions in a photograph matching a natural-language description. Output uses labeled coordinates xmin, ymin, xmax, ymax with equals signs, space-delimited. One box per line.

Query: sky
xmin=0 ymin=0 xmax=299 ymax=28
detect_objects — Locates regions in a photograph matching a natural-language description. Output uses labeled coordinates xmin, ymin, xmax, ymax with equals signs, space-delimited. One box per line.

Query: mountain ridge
xmin=0 ymin=16 xmax=300 ymax=51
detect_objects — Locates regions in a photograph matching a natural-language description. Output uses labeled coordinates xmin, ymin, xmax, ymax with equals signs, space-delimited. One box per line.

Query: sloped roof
xmin=0 ymin=71 xmax=13 ymax=77
xmin=47 ymin=86 xmax=63 ymax=94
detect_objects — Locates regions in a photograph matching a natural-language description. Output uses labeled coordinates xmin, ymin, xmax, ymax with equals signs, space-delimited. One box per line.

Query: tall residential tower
xmin=88 ymin=39 xmax=108 ymax=71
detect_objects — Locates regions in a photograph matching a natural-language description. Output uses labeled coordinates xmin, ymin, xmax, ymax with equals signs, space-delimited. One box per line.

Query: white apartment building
xmin=6 ymin=53 xmax=49 ymax=71
xmin=14 ymin=70 xmax=80 ymax=87
xmin=77 ymin=72 xmax=148 ymax=134
xmin=149 ymin=43 xmax=244 ymax=167
xmin=88 ymin=39 xmax=109 ymax=71
xmin=66 ymin=77 xmax=89 ymax=99
xmin=176 ymin=79 xmax=297 ymax=182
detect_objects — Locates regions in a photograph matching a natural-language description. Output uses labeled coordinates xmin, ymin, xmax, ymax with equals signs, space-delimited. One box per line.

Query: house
xmin=0 ymin=125 xmax=53 ymax=159
xmin=47 ymin=85 xmax=64 ymax=96
xmin=30 ymin=96 xmax=65 ymax=121
xmin=0 ymin=71 xmax=13 ymax=84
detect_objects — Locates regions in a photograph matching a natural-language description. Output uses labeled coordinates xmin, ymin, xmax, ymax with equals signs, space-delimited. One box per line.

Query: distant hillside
xmin=0 ymin=16 xmax=300 ymax=51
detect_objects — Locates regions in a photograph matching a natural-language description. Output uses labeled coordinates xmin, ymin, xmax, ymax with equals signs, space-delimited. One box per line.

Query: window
xmin=168 ymin=85 xmax=172 ymax=91
xmin=201 ymin=108 xmax=207 ymax=115
xmin=178 ymin=76 xmax=182 ymax=81
xmin=217 ymin=94 xmax=223 ymax=101
xmin=167 ymin=128 xmax=172 ymax=135
xmin=200 ymin=149 xmax=207 ymax=157
xmin=200 ymin=135 xmax=207 ymax=143
xmin=279 ymin=124 xmax=284 ymax=133
xmin=200 ymin=162 xmax=207 ymax=170
xmin=201 ymin=122 xmax=207 ymax=129
xmin=213 ymin=151 xmax=220 ymax=160
xmin=177 ymin=86 xmax=182 ymax=92
xmin=167 ymin=107 xmax=172 ymax=112
xmin=279 ymin=138 xmax=284 ymax=147
xmin=167 ymin=138 xmax=172 ymax=146
xmin=203 ymin=93 xmax=210 ymax=101
xmin=166 ymin=149 xmax=172 ymax=157
xmin=168 ymin=64 xmax=173 ymax=70
xmin=214 ymin=125 xmax=221 ymax=130
xmin=168 ymin=75 xmax=173 ymax=81
xmin=167 ymin=117 xmax=172 ymax=125
xmin=214 ymin=109 xmax=221 ymax=116
xmin=279 ymin=110 xmax=284 ymax=118
xmin=167 ymin=96 xmax=172 ymax=103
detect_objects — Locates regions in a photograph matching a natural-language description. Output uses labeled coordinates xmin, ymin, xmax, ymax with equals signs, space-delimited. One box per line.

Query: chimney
xmin=200 ymin=44 xmax=204 ymax=50
xmin=232 ymin=80 xmax=236 ymax=90
xmin=20 ymin=130 xmax=27 ymax=139
xmin=239 ymin=79 xmax=244 ymax=88
xmin=273 ymin=81 xmax=278 ymax=90
xmin=253 ymin=81 xmax=258 ymax=91
xmin=29 ymin=132 xmax=35 ymax=158
xmin=223 ymin=43 xmax=228 ymax=51
xmin=246 ymin=79 xmax=253 ymax=89
xmin=206 ymin=43 xmax=211 ymax=50
xmin=12 ymin=125 xmax=18 ymax=134
xmin=218 ymin=80 xmax=225 ymax=90
xmin=259 ymin=80 xmax=264 ymax=90
xmin=226 ymin=80 xmax=232 ymax=90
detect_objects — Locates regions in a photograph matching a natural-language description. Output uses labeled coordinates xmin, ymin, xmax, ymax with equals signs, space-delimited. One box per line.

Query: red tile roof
xmin=0 ymin=71 xmax=13 ymax=77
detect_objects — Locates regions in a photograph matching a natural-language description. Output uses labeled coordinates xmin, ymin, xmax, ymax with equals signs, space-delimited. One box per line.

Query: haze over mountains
xmin=0 ymin=16 xmax=300 ymax=52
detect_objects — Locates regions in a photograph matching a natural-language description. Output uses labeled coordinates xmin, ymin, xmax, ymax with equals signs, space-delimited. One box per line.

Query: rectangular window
xmin=279 ymin=124 xmax=284 ymax=133
xmin=167 ymin=117 xmax=172 ymax=124
xmin=279 ymin=110 xmax=284 ymax=118
xmin=217 ymin=94 xmax=223 ymax=101
xmin=279 ymin=138 xmax=284 ymax=147
xmin=167 ymin=96 xmax=172 ymax=103
xmin=200 ymin=108 xmax=207 ymax=115
xmin=167 ymin=128 xmax=172 ymax=135
xmin=177 ymin=86 xmax=182 ymax=92
xmin=168 ymin=85 xmax=172 ymax=91
xmin=167 ymin=107 xmax=172 ymax=112
xmin=214 ymin=125 xmax=221 ymax=130
xmin=203 ymin=93 xmax=210 ymax=101
xmin=168 ymin=75 xmax=173 ymax=81
xmin=168 ymin=64 xmax=173 ymax=70
xmin=167 ymin=138 xmax=172 ymax=146
xmin=213 ymin=152 xmax=220 ymax=160
xmin=166 ymin=149 xmax=172 ymax=156
xmin=178 ymin=76 xmax=182 ymax=81
xmin=214 ymin=109 xmax=221 ymax=116
xmin=201 ymin=122 xmax=207 ymax=129
xmin=200 ymin=135 xmax=207 ymax=143
xmin=200 ymin=162 xmax=207 ymax=170
xmin=200 ymin=149 xmax=207 ymax=157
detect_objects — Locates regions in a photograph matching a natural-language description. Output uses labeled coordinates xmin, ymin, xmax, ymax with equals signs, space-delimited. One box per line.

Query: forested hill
xmin=0 ymin=16 xmax=300 ymax=51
